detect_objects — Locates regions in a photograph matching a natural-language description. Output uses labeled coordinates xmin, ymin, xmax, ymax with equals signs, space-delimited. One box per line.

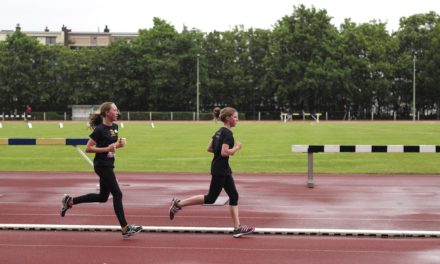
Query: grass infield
xmin=0 ymin=121 xmax=439 ymax=174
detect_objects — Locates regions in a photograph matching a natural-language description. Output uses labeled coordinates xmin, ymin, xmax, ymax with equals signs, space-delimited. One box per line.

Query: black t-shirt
xmin=211 ymin=127 xmax=234 ymax=176
xmin=89 ymin=123 xmax=118 ymax=168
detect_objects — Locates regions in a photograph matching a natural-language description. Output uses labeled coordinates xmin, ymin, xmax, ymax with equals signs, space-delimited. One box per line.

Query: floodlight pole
xmin=196 ymin=54 xmax=200 ymax=121
xmin=413 ymin=53 xmax=416 ymax=121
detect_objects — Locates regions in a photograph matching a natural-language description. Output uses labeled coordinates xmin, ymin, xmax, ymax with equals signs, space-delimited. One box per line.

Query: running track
xmin=0 ymin=172 xmax=439 ymax=263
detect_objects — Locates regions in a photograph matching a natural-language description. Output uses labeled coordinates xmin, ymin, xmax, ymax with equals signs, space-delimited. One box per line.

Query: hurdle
xmin=291 ymin=145 xmax=440 ymax=188
xmin=280 ymin=112 xmax=321 ymax=122
xmin=292 ymin=112 xmax=321 ymax=122
xmin=0 ymin=138 xmax=91 ymax=166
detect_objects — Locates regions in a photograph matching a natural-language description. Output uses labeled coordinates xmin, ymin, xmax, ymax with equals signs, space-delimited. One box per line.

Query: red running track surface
xmin=0 ymin=172 xmax=439 ymax=263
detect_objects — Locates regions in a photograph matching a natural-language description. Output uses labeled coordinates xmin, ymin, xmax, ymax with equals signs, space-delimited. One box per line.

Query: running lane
xmin=0 ymin=231 xmax=439 ymax=264
xmin=1 ymin=172 xmax=440 ymax=263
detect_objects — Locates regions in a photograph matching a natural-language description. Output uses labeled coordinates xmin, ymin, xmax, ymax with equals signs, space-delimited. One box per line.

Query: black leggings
xmin=72 ymin=167 xmax=127 ymax=227
xmin=204 ymin=174 xmax=239 ymax=206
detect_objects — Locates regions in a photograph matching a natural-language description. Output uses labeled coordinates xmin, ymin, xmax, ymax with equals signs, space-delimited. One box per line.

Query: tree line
xmin=1 ymin=5 xmax=440 ymax=119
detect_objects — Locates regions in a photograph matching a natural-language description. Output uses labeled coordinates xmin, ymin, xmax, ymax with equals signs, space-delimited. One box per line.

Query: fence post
xmin=258 ymin=112 xmax=261 ymax=121
xmin=325 ymin=112 xmax=328 ymax=120
xmin=193 ymin=112 xmax=195 ymax=120
xmin=371 ymin=111 xmax=374 ymax=121
xmin=394 ymin=112 xmax=396 ymax=120
xmin=150 ymin=112 xmax=152 ymax=121
xmin=44 ymin=112 xmax=46 ymax=121
xmin=128 ymin=112 xmax=130 ymax=121
xmin=64 ymin=112 xmax=67 ymax=121
xmin=171 ymin=112 xmax=173 ymax=121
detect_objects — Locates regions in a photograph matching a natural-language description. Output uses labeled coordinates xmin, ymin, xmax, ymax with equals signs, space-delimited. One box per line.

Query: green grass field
xmin=0 ymin=121 xmax=439 ymax=174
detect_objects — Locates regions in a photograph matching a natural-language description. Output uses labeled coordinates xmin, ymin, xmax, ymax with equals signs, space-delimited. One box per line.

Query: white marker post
xmin=59 ymin=122 xmax=64 ymax=128
xmin=27 ymin=123 xmax=32 ymax=128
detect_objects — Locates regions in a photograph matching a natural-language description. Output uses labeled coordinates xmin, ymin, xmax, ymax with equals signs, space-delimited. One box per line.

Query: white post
xmin=193 ymin=112 xmax=195 ymax=121
xmin=149 ymin=112 xmax=152 ymax=121
xmin=394 ymin=112 xmax=396 ymax=120
xmin=258 ymin=111 xmax=261 ymax=121
xmin=44 ymin=112 xmax=46 ymax=121
xmin=171 ymin=112 xmax=173 ymax=121
xmin=413 ymin=53 xmax=416 ymax=121
xmin=371 ymin=111 xmax=374 ymax=121
xmin=128 ymin=112 xmax=130 ymax=121
xmin=196 ymin=54 xmax=200 ymax=121
xmin=64 ymin=112 xmax=67 ymax=120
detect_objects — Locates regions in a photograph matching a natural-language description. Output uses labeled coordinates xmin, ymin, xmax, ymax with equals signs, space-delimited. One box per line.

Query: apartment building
xmin=0 ymin=24 xmax=138 ymax=47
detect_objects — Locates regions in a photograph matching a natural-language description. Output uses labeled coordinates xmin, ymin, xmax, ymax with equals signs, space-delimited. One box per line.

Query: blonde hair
xmin=215 ymin=107 xmax=237 ymax=123
xmin=88 ymin=102 xmax=114 ymax=128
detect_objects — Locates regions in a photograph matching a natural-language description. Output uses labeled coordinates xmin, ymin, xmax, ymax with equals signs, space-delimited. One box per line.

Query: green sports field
xmin=0 ymin=121 xmax=439 ymax=174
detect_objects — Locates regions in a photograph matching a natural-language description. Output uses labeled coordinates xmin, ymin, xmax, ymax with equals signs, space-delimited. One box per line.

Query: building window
xmin=46 ymin=37 xmax=56 ymax=45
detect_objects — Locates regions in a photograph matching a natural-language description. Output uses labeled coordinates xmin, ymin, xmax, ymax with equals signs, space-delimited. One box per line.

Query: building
xmin=0 ymin=24 xmax=138 ymax=47
xmin=0 ymin=24 xmax=64 ymax=45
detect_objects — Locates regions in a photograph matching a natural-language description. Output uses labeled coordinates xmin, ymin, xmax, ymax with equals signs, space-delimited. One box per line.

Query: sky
xmin=1 ymin=0 xmax=440 ymax=33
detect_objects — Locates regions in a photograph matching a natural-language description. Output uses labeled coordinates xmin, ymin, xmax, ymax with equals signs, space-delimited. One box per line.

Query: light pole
xmin=412 ymin=53 xmax=416 ymax=121
xmin=196 ymin=54 xmax=200 ymax=121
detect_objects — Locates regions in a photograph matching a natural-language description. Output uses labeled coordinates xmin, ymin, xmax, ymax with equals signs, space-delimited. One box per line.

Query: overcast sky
xmin=2 ymin=0 xmax=439 ymax=33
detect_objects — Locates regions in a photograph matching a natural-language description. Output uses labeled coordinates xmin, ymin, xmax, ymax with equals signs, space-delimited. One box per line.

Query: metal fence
xmin=1 ymin=110 xmax=439 ymax=121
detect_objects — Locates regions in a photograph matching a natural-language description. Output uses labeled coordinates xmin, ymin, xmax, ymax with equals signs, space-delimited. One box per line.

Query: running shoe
xmin=122 ymin=224 xmax=143 ymax=238
xmin=169 ymin=198 xmax=181 ymax=220
xmin=233 ymin=225 xmax=255 ymax=238
xmin=60 ymin=194 xmax=72 ymax=217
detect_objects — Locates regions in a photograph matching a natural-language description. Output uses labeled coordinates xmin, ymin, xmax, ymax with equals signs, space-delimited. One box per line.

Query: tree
xmin=270 ymin=5 xmax=339 ymax=112
xmin=395 ymin=12 xmax=440 ymax=117
xmin=134 ymin=18 xmax=183 ymax=110
xmin=339 ymin=20 xmax=395 ymax=117
xmin=0 ymin=31 xmax=42 ymax=113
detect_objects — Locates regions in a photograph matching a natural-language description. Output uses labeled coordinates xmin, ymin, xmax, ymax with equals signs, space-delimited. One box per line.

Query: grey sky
xmin=2 ymin=0 xmax=439 ymax=33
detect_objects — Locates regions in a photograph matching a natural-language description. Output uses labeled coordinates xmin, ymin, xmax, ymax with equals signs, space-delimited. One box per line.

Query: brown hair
xmin=88 ymin=102 xmax=114 ymax=128
xmin=218 ymin=107 xmax=237 ymax=123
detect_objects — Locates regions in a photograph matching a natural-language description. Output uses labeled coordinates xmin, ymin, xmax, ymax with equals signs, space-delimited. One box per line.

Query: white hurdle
xmin=292 ymin=144 xmax=440 ymax=188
